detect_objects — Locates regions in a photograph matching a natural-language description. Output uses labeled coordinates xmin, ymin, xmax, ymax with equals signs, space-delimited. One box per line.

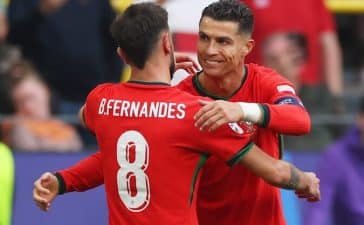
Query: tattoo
xmin=282 ymin=165 xmax=300 ymax=190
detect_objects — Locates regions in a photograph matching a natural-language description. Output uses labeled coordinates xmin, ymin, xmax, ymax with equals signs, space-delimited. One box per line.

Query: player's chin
xmin=203 ymin=67 xmax=224 ymax=78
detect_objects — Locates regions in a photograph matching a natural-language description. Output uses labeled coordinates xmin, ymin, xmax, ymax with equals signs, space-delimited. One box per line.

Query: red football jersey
xmin=244 ymin=0 xmax=335 ymax=85
xmin=83 ymin=82 xmax=254 ymax=225
xmin=177 ymin=63 xmax=304 ymax=225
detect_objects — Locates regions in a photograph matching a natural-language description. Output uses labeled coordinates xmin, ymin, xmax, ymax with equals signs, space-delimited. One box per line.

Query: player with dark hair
xmin=181 ymin=1 xmax=312 ymax=225
xmin=33 ymin=2 xmax=319 ymax=225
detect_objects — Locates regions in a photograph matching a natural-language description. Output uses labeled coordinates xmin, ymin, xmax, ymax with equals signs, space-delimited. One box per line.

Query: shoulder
xmin=87 ymin=83 xmax=116 ymax=100
xmin=247 ymin=63 xmax=296 ymax=93
xmin=175 ymin=74 xmax=194 ymax=90
xmin=247 ymin=63 xmax=289 ymax=82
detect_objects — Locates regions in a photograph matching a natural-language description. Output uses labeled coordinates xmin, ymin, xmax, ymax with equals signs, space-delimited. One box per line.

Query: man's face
xmin=262 ymin=35 xmax=305 ymax=88
xmin=197 ymin=17 xmax=249 ymax=78
xmin=12 ymin=77 xmax=50 ymax=119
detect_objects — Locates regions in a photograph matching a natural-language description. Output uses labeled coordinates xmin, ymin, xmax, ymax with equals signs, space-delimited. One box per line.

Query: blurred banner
xmin=326 ymin=0 xmax=364 ymax=13
xmin=12 ymin=151 xmax=321 ymax=225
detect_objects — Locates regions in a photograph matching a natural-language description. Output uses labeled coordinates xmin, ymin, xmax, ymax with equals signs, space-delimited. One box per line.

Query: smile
xmin=205 ymin=59 xmax=223 ymax=65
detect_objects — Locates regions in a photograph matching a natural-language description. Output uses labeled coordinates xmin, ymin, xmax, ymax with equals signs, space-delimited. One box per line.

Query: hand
xmin=174 ymin=52 xmax=201 ymax=74
xmin=295 ymin=172 xmax=321 ymax=202
xmin=194 ymin=100 xmax=244 ymax=131
xmin=33 ymin=172 xmax=59 ymax=211
xmin=39 ymin=0 xmax=68 ymax=15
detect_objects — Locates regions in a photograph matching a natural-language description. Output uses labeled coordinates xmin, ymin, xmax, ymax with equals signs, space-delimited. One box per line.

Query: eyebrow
xmin=199 ymin=31 xmax=233 ymax=41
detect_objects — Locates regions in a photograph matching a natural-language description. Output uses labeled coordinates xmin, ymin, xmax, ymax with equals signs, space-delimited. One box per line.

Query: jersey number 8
xmin=117 ymin=130 xmax=150 ymax=212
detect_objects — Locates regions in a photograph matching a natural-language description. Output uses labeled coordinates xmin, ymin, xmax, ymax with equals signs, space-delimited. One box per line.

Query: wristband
xmin=238 ymin=102 xmax=262 ymax=124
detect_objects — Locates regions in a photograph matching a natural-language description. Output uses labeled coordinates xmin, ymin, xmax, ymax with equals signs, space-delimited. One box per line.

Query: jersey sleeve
xmin=258 ymin=68 xmax=311 ymax=135
xmin=83 ymin=83 xmax=113 ymax=133
xmin=186 ymin=103 xmax=254 ymax=166
xmin=56 ymin=151 xmax=103 ymax=193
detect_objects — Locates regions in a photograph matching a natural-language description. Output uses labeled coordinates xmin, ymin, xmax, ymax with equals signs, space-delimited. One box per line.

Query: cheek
xmin=221 ymin=48 xmax=242 ymax=64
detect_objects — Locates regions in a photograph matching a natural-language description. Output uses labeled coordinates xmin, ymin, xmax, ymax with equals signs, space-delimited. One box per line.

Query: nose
xmin=205 ymin=41 xmax=218 ymax=55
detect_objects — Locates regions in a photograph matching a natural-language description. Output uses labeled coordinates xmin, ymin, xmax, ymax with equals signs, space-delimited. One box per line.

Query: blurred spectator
xmin=0 ymin=0 xmax=22 ymax=114
xmin=1 ymin=61 xmax=83 ymax=152
xmin=244 ymin=0 xmax=344 ymax=115
xmin=262 ymin=32 xmax=307 ymax=90
xmin=305 ymin=95 xmax=364 ymax=225
xmin=0 ymin=142 xmax=14 ymax=225
xmin=7 ymin=0 xmax=122 ymax=114
xmin=261 ymin=32 xmax=332 ymax=150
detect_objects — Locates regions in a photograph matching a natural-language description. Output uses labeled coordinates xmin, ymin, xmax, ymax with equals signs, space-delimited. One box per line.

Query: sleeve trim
xmin=227 ymin=142 xmax=254 ymax=167
xmin=259 ymin=104 xmax=270 ymax=128
xmin=54 ymin=172 xmax=66 ymax=195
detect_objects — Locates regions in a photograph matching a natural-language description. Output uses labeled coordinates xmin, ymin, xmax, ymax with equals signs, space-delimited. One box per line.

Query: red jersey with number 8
xmin=83 ymin=82 xmax=254 ymax=225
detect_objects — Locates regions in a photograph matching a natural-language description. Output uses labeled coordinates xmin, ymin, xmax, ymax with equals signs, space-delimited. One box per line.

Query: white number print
xmin=117 ymin=130 xmax=150 ymax=212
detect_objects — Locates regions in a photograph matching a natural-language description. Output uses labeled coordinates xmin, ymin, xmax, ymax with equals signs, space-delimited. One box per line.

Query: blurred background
xmin=0 ymin=0 xmax=363 ymax=225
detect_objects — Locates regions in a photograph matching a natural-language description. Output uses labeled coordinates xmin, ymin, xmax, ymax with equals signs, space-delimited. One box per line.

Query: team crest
xmin=228 ymin=122 xmax=244 ymax=134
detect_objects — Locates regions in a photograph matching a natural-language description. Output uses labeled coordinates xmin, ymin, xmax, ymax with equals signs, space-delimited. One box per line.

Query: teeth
xmin=206 ymin=60 xmax=221 ymax=64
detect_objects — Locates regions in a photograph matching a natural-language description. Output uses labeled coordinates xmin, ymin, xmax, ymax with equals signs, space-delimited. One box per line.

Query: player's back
xmin=83 ymin=82 xmax=252 ymax=225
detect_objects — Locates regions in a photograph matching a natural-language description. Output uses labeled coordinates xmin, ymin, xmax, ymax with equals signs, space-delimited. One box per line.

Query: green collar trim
xmin=127 ymin=80 xmax=170 ymax=86
xmin=192 ymin=66 xmax=248 ymax=100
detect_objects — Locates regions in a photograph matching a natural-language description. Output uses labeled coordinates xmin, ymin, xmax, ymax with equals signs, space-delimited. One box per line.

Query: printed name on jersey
xmin=276 ymin=85 xmax=296 ymax=94
xmin=98 ymin=98 xmax=186 ymax=119
xmin=274 ymin=96 xmax=304 ymax=107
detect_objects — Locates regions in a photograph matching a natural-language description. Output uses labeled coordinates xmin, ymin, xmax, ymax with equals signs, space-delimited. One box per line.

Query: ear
xmin=117 ymin=47 xmax=130 ymax=64
xmin=242 ymin=39 xmax=255 ymax=56
xmin=162 ymin=32 xmax=172 ymax=55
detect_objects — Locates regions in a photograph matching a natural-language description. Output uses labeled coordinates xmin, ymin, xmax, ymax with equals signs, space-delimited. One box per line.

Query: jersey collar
xmin=192 ymin=65 xmax=248 ymax=100
xmin=127 ymin=80 xmax=171 ymax=86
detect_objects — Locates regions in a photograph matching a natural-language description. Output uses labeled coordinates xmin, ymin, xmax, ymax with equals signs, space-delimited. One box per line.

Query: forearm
xmin=321 ymin=32 xmax=343 ymax=97
xmin=57 ymin=152 xmax=104 ymax=193
xmin=239 ymin=144 xmax=310 ymax=191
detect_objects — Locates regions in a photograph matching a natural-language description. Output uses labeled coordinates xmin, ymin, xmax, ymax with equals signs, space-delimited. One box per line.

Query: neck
xmin=199 ymin=65 xmax=246 ymax=98
xmin=129 ymin=60 xmax=171 ymax=84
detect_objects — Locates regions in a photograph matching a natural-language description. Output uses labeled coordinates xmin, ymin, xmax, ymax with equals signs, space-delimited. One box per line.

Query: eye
xmin=216 ymin=38 xmax=230 ymax=45
xmin=199 ymin=33 xmax=209 ymax=41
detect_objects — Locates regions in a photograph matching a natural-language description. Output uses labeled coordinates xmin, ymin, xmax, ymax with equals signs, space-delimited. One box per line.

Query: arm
xmin=320 ymin=31 xmax=344 ymax=113
xmin=195 ymin=99 xmax=311 ymax=135
xmin=57 ymin=151 xmax=103 ymax=193
xmin=239 ymin=144 xmax=320 ymax=201
xmin=33 ymin=151 xmax=104 ymax=211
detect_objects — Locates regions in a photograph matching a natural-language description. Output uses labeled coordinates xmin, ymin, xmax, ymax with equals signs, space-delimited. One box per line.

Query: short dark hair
xmin=200 ymin=0 xmax=254 ymax=34
xmin=111 ymin=3 xmax=169 ymax=69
